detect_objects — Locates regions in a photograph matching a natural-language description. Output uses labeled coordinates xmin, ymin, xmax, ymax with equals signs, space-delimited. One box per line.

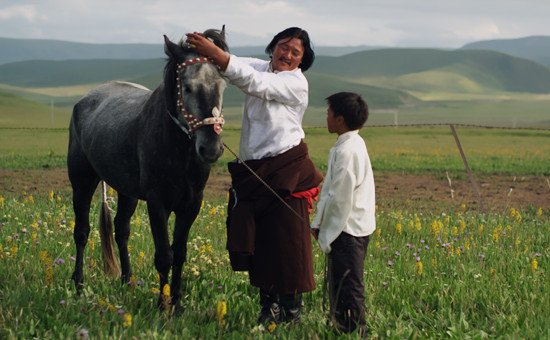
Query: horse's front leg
xmin=170 ymin=199 xmax=202 ymax=308
xmin=70 ymin=177 xmax=100 ymax=293
xmin=114 ymin=194 xmax=138 ymax=284
xmin=146 ymin=200 xmax=173 ymax=309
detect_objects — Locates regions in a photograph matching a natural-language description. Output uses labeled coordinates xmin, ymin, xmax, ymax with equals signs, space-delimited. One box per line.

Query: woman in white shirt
xmin=186 ymin=27 xmax=322 ymax=325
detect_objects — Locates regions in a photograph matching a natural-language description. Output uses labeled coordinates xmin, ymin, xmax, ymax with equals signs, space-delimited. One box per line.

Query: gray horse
xmin=68 ymin=28 xmax=228 ymax=309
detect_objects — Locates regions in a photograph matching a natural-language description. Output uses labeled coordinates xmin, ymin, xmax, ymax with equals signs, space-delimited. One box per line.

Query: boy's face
xmin=326 ymin=107 xmax=340 ymax=134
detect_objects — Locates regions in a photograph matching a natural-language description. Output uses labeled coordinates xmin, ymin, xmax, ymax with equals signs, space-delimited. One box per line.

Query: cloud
xmin=0 ymin=0 xmax=549 ymax=47
xmin=0 ymin=4 xmax=43 ymax=22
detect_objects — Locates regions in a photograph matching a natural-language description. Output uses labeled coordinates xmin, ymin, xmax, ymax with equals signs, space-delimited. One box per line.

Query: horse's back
xmin=68 ymin=82 xmax=153 ymax=196
xmin=72 ymin=82 xmax=151 ymax=129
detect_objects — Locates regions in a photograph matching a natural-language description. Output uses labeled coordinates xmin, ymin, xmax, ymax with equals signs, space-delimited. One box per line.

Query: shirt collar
xmin=334 ymin=130 xmax=359 ymax=147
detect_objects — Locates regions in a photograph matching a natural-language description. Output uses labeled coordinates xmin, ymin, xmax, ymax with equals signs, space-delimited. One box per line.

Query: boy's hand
xmin=311 ymin=228 xmax=319 ymax=240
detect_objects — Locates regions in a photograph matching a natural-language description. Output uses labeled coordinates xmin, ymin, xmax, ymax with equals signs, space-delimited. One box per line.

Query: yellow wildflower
xmin=216 ymin=300 xmax=227 ymax=327
xmin=478 ymin=224 xmax=484 ymax=236
xmin=129 ymin=275 xmax=137 ymax=286
xmin=531 ymin=258 xmax=538 ymax=273
xmin=451 ymin=226 xmax=458 ymax=237
xmin=267 ymin=321 xmax=277 ymax=333
xmin=415 ymin=216 xmax=422 ymax=231
xmin=0 ymin=195 xmax=4 ymax=208
xmin=492 ymin=227 xmax=499 ymax=242
xmin=490 ymin=268 xmax=496 ymax=278
xmin=162 ymin=284 xmax=170 ymax=297
xmin=122 ymin=313 xmax=132 ymax=328
xmin=10 ymin=246 xmax=18 ymax=256
xmin=374 ymin=228 xmax=381 ymax=237
xmin=459 ymin=220 xmax=466 ymax=234
xmin=138 ymin=251 xmax=145 ymax=267
xmin=44 ymin=264 xmax=53 ymax=285
xmin=395 ymin=223 xmax=402 ymax=235
xmin=415 ymin=261 xmax=423 ymax=276
xmin=536 ymin=208 xmax=542 ymax=217
xmin=108 ymin=186 xmax=116 ymax=197
xmin=151 ymin=287 xmax=160 ymax=295
xmin=48 ymin=191 xmax=55 ymax=202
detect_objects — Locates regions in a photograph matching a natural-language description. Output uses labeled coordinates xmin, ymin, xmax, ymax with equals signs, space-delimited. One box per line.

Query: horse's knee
xmin=154 ymin=252 xmax=173 ymax=273
xmin=114 ymin=226 xmax=130 ymax=245
xmin=73 ymin=226 xmax=90 ymax=246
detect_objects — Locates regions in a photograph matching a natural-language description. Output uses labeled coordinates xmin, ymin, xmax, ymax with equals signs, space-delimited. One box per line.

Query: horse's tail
xmin=99 ymin=181 xmax=120 ymax=277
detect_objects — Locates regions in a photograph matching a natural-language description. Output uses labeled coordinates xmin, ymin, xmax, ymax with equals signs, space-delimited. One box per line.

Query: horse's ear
xmin=163 ymin=35 xmax=179 ymax=58
xmin=221 ymin=25 xmax=226 ymax=39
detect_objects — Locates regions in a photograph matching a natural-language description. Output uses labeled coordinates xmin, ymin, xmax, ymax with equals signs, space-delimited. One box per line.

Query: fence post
xmin=449 ymin=124 xmax=484 ymax=211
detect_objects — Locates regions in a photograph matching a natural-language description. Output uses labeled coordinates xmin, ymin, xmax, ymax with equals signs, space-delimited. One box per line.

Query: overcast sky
xmin=1 ymin=0 xmax=549 ymax=48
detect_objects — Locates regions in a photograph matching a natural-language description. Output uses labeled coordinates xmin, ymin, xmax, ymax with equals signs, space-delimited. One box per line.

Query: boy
xmin=311 ymin=92 xmax=376 ymax=335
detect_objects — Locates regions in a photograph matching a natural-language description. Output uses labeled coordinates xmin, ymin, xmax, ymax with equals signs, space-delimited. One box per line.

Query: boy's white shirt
xmin=311 ymin=130 xmax=376 ymax=253
xmin=223 ymin=55 xmax=308 ymax=161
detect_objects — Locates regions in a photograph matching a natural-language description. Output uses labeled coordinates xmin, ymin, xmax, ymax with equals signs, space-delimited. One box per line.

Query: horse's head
xmin=163 ymin=27 xmax=228 ymax=164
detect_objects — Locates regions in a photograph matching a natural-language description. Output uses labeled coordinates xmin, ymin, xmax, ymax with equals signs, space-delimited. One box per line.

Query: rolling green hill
xmin=0 ymin=59 xmax=164 ymax=87
xmin=461 ymin=36 xmax=550 ymax=68
xmin=312 ymin=49 xmax=550 ymax=93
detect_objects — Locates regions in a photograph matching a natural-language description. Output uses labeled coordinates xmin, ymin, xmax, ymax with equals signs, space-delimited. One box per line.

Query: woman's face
xmin=271 ymin=37 xmax=304 ymax=72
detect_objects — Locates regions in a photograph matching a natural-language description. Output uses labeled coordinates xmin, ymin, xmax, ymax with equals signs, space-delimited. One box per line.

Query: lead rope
xmin=222 ymin=142 xmax=305 ymax=223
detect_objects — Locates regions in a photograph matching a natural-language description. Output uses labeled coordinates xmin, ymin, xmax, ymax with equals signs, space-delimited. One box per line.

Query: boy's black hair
xmin=265 ymin=27 xmax=315 ymax=72
xmin=326 ymin=92 xmax=369 ymax=130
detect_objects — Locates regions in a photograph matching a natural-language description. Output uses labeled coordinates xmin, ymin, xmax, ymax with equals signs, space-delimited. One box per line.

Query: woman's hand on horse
xmin=186 ymin=32 xmax=230 ymax=71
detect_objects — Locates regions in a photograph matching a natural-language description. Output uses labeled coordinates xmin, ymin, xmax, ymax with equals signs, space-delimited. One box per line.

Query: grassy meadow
xmin=1 ymin=126 xmax=549 ymax=177
xmin=0 ymin=185 xmax=548 ymax=338
xmin=0 ymin=122 xmax=549 ymax=338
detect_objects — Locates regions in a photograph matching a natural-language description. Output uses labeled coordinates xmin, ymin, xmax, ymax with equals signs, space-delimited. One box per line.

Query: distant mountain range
xmin=1 ymin=35 xmax=550 ymax=112
xmin=2 ymin=35 xmax=550 ymax=67
xmin=461 ymin=36 xmax=550 ymax=68
xmin=0 ymin=36 xmax=379 ymax=65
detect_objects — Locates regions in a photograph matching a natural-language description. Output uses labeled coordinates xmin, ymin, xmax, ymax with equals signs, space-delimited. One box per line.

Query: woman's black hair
xmin=265 ymin=27 xmax=315 ymax=72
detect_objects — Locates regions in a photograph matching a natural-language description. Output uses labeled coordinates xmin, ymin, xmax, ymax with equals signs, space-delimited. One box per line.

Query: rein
xmin=222 ymin=142 xmax=305 ymax=223
xmin=170 ymin=57 xmax=225 ymax=138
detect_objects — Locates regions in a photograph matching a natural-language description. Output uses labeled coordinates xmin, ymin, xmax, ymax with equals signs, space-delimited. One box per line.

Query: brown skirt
xmin=248 ymin=195 xmax=315 ymax=294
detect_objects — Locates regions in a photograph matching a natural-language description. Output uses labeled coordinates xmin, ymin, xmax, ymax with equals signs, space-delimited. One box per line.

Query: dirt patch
xmin=1 ymin=168 xmax=548 ymax=212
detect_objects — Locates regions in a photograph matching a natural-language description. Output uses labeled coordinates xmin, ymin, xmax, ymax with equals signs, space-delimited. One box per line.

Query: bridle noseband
xmin=171 ymin=57 xmax=225 ymax=138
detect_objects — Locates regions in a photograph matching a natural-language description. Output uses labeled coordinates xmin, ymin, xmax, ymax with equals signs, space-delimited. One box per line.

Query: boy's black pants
xmin=328 ymin=232 xmax=370 ymax=333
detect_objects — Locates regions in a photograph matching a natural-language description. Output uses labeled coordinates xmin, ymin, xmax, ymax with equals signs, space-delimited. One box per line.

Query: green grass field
xmin=2 ymin=126 xmax=549 ymax=177
xmin=0 ymin=190 xmax=547 ymax=338
xmin=1 ymin=84 xmax=549 ymax=338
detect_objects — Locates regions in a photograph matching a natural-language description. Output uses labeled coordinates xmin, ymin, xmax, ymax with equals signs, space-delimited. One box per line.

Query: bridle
xmin=170 ymin=56 xmax=225 ymax=138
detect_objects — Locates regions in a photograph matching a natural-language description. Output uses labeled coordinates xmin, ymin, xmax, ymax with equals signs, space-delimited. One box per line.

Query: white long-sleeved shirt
xmin=223 ymin=55 xmax=308 ymax=161
xmin=311 ymin=130 xmax=376 ymax=253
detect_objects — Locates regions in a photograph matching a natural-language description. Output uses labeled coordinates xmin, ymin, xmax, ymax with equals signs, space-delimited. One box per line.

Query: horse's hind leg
xmin=114 ymin=193 xmax=138 ymax=284
xmin=68 ymin=154 xmax=100 ymax=291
